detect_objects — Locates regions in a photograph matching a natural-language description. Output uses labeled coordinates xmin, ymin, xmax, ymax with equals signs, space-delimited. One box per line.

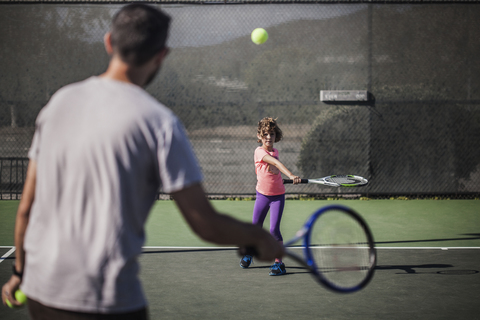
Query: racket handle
xmin=239 ymin=246 xmax=258 ymax=257
xmin=283 ymin=179 xmax=309 ymax=184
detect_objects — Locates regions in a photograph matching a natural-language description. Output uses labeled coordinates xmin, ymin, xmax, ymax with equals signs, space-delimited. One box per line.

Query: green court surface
xmin=1 ymin=200 xmax=479 ymax=319
xmin=2 ymin=200 xmax=479 ymax=248
xmin=144 ymin=199 xmax=480 ymax=248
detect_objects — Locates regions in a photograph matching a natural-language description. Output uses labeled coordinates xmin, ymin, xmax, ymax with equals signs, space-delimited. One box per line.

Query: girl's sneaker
xmin=240 ymin=255 xmax=253 ymax=268
xmin=269 ymin=262 xmax=286 ymax=276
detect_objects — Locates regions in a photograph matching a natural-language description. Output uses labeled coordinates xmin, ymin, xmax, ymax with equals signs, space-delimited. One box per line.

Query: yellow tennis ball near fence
xmin=251 ymin=28 xmax=268 ymax=45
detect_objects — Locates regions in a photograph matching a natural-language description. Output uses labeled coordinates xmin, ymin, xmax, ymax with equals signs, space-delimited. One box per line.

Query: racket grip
xmin=239 ymin=246 xmax=258 ymax=257
xmin=283 ymin=179 xmax=309 ymax=184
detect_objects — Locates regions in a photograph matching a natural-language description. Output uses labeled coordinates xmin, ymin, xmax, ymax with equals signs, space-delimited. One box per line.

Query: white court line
xmin=142 ymin=246 xmax=237 ymax=250
xmin=2 ymin=246 xmax=480 ymax=254
xmin=0 ymin=247 xmax=15 ymax=264
xmin=375 ymin=247 xmax=480 ymax=250
xmin=142 ymin=246 xmax=480 ymax=250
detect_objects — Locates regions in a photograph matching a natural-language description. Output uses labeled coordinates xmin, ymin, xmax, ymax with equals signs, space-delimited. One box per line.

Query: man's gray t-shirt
xmin=22 ymin=77 xmax=203 ymax=313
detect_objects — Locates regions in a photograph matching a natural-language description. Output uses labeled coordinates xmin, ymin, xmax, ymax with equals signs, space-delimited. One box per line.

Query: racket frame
xmin=283 ymin=175 xmax=369 ymax=187
xmin=284 ymin=205 xmax=376 ymax=293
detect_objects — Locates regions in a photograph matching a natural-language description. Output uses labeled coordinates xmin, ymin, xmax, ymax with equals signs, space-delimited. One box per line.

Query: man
xmin=2 ymin=4 xmax=283 ymax=319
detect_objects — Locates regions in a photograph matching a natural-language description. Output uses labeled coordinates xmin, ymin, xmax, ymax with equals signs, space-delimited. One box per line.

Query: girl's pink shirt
xmin=254 ymin=147 xmax=285 ymax=196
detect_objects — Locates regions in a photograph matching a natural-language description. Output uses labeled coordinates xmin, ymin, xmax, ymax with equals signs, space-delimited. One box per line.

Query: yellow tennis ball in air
xmin=251 ymin=28 xmax=268 ymax=45
xmin=6 ymin=290 xmax=27 ymax=308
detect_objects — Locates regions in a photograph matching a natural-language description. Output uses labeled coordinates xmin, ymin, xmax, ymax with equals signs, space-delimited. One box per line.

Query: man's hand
xmin=2 ymin=276 xmax=22 ymax=307
xmin=239 ymin=228 xmax=285 ymax=262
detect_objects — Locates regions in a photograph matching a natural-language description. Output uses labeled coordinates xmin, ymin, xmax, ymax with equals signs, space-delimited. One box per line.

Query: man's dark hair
xmin=110 ymin=4 xmax=171 ymax=67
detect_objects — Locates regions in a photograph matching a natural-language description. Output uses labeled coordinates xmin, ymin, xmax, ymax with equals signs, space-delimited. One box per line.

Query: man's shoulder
xmin=51 ymin=77 xmax=91 ymax=96
xmin=49 ymin=77 xmax=105 ymax=104
xmin=41 ymin=77 xmax=178 ymax=132
xmin=55 ymin=77 xmax=174 ymax=115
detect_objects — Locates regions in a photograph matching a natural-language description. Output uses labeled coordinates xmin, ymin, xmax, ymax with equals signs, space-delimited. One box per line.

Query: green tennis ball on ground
xmin=251 ymin=28 xmax=268 ymax=45
xmin=6 ymin=290 xmax=27 ymax=308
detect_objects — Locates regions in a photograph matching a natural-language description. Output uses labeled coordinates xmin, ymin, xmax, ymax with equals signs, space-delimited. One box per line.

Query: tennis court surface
xmin=1 ymin=200 xmax=479 ymax=319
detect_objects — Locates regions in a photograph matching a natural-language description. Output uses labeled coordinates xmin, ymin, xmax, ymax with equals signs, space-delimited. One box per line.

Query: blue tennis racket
xmin=246 ymin=205 xmax=376 ymax=293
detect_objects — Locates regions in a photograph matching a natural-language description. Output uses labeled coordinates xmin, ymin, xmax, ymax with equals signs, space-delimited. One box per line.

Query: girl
xmin=240 ymin=117 xmax=301 ymax=276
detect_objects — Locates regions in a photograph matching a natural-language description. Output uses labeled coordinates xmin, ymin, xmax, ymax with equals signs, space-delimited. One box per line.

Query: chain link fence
xmin=1 ymin=2 xmax=480 ymax=199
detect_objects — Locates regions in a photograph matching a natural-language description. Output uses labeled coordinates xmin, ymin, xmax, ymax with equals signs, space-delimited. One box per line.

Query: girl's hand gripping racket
xmin=245 ymin=205 xmax=376 ymax=293
xmin=283 ymin=175 xmax=368 ymax=187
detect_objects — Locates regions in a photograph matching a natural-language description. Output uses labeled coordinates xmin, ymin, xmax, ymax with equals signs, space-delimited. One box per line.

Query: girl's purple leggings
xmin=252 ymin=191 xmax=285 ymax=241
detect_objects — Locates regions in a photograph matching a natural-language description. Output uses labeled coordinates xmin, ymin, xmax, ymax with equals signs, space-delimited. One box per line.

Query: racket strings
xmin=310 ymin=210 xmax=373 ymax=289
xmin=328 ymin=175 xmax=360 ymax=184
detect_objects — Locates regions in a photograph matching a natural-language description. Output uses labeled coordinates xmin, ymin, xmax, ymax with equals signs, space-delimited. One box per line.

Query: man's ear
xmin=104 ymin=32 xmax=114 ymax=55
xmin=154 ymin=47 xmax=170 ymax=65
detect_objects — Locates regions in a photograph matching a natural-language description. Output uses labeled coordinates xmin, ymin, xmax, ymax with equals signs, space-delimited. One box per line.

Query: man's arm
xmin=171 ymin=183 xmax=284 ymax=261
xmin=2 ymin=160 xmax=36 ymax=307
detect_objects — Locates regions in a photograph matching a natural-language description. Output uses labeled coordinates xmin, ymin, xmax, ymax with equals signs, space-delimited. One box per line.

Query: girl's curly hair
xmin=257 ymin=117 xmax=283 ymax=143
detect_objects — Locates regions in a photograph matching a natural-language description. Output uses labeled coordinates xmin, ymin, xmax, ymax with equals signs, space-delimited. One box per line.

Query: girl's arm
xmin=262 ymin=154 xmax=301 ymax=184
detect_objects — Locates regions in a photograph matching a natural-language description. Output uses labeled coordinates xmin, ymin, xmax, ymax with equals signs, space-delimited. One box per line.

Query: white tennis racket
xmin=283 ymin=175 xmax=368 ymax=187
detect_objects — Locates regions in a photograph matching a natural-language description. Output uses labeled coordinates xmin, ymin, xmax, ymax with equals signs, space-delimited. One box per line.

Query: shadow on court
xmin=1 ymin=248 xmax=479 ymax=320
xmin=376 ymin=233 xmax=480 ymax=246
